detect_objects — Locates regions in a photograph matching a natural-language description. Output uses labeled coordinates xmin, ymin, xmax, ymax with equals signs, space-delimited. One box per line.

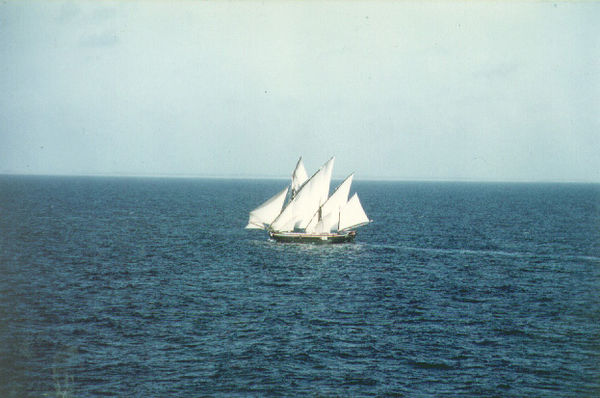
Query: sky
xmin=1 ymin=1 xmax=598 ymax=182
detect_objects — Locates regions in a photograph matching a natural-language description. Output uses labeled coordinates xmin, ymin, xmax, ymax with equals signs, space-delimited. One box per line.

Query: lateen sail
xmin=270 ymin=157 xmax=334 ymax=232
xmin=338 ymin=193 xmax=370 ymax=231
xmin=305 ymin=173 xmax=354 ymax=233
xmin=246 ymin=156 xmax=370 ymax=242
xmin=245 ymin=187 xmax=289 ymax=230
xmin=291 ymin=157 xmax=308 ymax=198
xmin=312 ymin=211 xmax=338 ymax=234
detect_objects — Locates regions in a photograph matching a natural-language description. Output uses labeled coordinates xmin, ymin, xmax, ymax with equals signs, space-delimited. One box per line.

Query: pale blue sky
xmin=1 ymin=1 xmax=598 ymax=181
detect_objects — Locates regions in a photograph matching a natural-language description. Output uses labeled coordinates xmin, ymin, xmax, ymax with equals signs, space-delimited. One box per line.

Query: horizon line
xmin=0 ymin=171 xmax=598 ymax=185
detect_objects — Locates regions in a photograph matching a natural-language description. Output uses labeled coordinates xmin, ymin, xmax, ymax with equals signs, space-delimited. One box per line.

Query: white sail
xmin=291 ymin=157 xmax=308 ymax=197
xmin=305 ymin=173 xmax=354 ymax=233
xmin=270 ymin=157 xmax=334 ymax=232
xmin=245 ymin=187 xmax=289 ymax=230
xmin=313 ymin=211 xmax=338 ymax=234
xmin=338 ymin=193 xmax=370 ymax=231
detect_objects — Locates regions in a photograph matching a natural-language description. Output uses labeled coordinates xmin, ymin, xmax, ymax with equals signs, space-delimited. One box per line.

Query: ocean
xmin=1 ymin=175 xmax=599 ymax=397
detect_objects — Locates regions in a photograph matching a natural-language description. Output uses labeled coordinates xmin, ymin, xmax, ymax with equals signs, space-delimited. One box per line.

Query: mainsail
xmin=291 ymin=157 xmax=308 ymax=198
xmin=245 ymin=187 xmax=289 ymax=230
xmin=338 ymin=193 xmax=370 ymax=231
xmin=305 ymin=173 xmax=354 ymax=233
xmin=270 ymin=157 xmax=335 ymax=232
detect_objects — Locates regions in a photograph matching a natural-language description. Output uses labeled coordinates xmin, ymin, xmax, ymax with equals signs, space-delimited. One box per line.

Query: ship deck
xmin=269 ymin=230 xmax=356 ymax=244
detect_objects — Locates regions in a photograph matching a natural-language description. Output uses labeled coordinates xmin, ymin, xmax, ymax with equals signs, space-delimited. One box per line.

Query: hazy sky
xmin=1 ymin=1 xmax=598 ymax=181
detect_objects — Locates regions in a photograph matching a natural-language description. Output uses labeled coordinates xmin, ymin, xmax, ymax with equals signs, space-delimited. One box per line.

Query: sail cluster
xmin=246 ymin=157 xmax=370 ymax=233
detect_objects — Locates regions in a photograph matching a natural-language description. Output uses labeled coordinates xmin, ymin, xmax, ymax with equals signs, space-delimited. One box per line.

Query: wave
xmin=407 ymin=359 xmax=455 ymax=371
xmin=367 ymin=243 xmax=600 ymax=263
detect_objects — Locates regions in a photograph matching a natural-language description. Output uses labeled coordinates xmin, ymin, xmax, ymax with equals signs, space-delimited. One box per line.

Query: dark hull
xmin=269 ymin=231 xmax=356 ymax=244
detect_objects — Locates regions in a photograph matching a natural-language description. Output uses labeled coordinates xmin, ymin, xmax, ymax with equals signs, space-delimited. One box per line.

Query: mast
xmin=291 ymin=157 xmax=308 ymax=199
xmin=270 ymin=157 xmax=334 ymax=232
xmin=305 ymin=173 xmax=354 ymax=233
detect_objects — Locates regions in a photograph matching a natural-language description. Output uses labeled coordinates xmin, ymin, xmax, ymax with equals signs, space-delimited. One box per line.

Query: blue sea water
xmin=0 ymin=175 xmax=599 ymax=397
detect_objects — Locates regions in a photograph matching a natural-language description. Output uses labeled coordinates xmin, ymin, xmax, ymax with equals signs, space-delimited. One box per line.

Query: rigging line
xmin=271 ymin=157 xmax=334 ymax=229
xmin=306 ymin=172 xmax=354 ymax=230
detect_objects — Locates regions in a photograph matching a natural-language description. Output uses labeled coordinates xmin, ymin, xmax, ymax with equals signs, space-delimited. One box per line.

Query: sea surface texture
xmin=1 ymin=176 xmax=599 ymax=397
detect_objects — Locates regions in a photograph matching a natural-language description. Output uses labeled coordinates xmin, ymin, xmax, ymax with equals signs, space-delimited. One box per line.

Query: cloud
xmin=79 ymin=30 xmax=118 ymax=47
xmin=57 ymin=1 xmax=80 ymax=23
xmin=90 ymin=7 xmax=116 ymax=22
xmin=55 ymin=2 xmax=119 ymax=48
xmin=474 ymin=63 xmax=519 ymax=80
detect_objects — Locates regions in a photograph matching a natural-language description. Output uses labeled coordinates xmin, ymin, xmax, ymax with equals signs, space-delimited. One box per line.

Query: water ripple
xmin=0 ymin=177 xmax=598 ymax=396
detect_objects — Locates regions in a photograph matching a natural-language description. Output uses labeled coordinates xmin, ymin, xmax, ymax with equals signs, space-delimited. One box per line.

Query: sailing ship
xmin=245 ymin=157 xmax=371 ymax=243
